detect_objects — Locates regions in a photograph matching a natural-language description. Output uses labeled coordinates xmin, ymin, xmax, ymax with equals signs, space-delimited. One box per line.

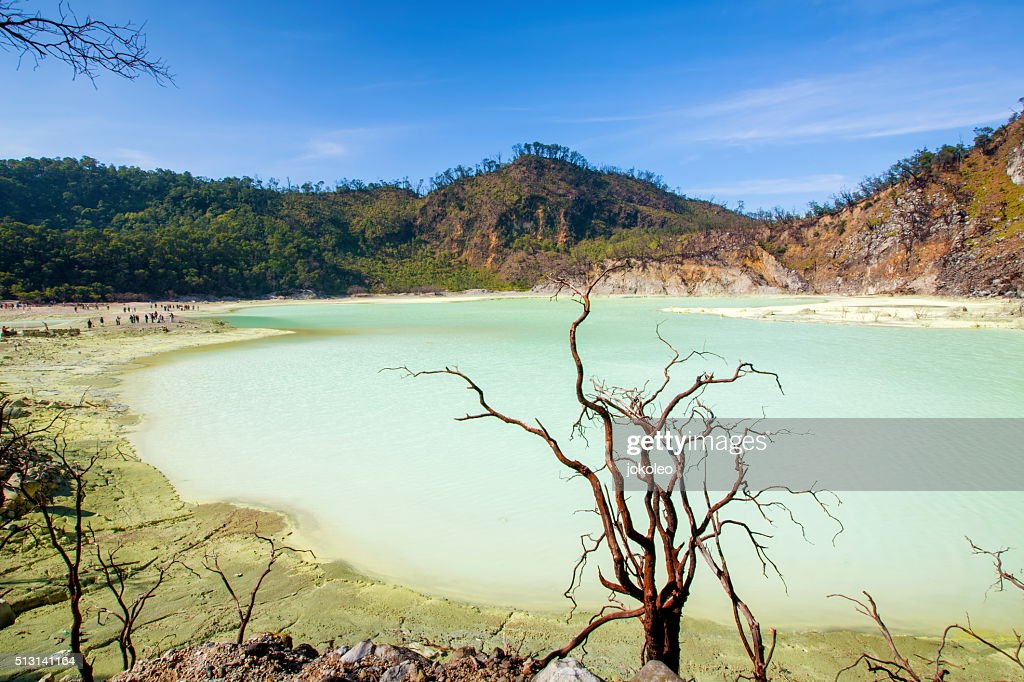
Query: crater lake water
xmin=122 ymin=297 xmax=1024 ymax=632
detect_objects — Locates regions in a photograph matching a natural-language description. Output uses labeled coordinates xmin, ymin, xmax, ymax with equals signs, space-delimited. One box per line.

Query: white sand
xmin=664 ymin=295 xmax=1024 ymax=330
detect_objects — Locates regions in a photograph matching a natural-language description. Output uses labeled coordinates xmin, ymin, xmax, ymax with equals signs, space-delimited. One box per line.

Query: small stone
xmin=294 ymin=643 xmax=319 ymax=659
xmin=629 ymin=660 xmax=686 ymax=682
xmin=533 ymin=657 xmax=605 ymax=682
xmin=381 ymin=660 xmax=426 ymax=682
xmin=244 ymin=632 xmax=292 ymax=657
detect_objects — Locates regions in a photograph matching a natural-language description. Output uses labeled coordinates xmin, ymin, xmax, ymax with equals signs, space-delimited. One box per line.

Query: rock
xmin=294 ymin=643 xmax=319 ymax=660
xmin=373 ymin=644 xmax=431 ymax=667
xmin=372 ymin=644 xmax=404 ymax=664
xmin=339 ymin=638 xmax=374 ymax=664
xmin=533 ymin=657 xmax=605 ymax=682
xmin=0 ymin=599 xmax=15 ymax=629
xmin=114 ymin=637 xmax=543 ymax=682
xmin=452 ymin=645 xmax=478 ymax=660
xmin=380 ymin=660 xmax=426 ymax=682
xmin=246 ymin=632 xmax=292 ymax=657
xmin=629 ymin=660 xmax=685 ymax=682
xmin=1008 ymin=143 xmax=1024 ymax=186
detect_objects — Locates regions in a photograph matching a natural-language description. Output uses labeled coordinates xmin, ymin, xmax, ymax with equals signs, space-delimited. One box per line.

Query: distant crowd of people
xmin=1 ymin=300 xmax=204 ymax=336
xmin=85 ymin=302 xmax=197 ymax=329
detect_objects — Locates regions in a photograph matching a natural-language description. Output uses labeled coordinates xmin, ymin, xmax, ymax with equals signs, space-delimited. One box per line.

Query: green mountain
xmin=1 ymin=120 xmax=1022 ymax=302
xmin=0 ymin=149 xmax=746 ymax=300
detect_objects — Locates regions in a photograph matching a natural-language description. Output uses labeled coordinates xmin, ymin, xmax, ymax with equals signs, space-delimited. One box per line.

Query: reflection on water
xmin=122 ymin=297 xmax=1024 ymax=631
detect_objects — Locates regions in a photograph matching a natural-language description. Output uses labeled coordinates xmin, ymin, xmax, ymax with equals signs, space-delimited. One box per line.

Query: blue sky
xmin=2 ymin=0 xmax=1023 ymax=211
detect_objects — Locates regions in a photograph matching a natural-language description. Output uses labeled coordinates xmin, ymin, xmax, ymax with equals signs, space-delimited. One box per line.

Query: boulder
xmin=533 ymin=657 xmax=604 ymax=682
xmin=380 ymin=660 xmax=427 ymax=682
xmin=372 ymin=644 xmax=431 ymax=667
xmin=629 ymin=660 xmax=686 ymax=682
xmin=452 ymin=645 xmax=478 ymax=660
xmin=339 ymin=639 xmax=374 ymax=664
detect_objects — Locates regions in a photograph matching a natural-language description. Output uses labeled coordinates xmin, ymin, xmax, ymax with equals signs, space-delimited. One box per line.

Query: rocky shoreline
xmin=109 ymin=633 xmax=685 ymax=682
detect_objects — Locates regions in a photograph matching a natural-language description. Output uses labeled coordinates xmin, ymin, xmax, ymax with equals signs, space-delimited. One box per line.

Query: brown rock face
xmin=424 ymin=120 xmax=1023 ymax=298
xmin=1009 ymin=143 xmax=1024 ymax=186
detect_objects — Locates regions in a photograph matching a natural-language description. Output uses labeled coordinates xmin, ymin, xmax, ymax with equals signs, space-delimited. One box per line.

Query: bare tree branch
xmin=202 ymin=524 xmax=313 ymax=644
xmin=92 ymin=530 xmax=184 ymax=671
xmin=0 ymin=0 xmax=172 ymax=83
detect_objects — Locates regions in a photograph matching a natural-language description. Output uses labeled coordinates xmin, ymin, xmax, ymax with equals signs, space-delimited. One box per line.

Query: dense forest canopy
xmin=0 ymin=145 xmax=742 ymax=301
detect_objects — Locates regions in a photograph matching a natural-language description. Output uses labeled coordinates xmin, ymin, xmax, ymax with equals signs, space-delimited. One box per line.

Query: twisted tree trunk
xmin=643 ymin=605 xmax=682 ymax=671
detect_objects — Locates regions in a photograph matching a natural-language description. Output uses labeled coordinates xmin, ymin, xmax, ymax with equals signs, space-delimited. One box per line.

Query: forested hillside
xmin=1 ymin=117 xmax=1022 ymax=301
xmin=0 ymin=147 xmax=745 ymax=300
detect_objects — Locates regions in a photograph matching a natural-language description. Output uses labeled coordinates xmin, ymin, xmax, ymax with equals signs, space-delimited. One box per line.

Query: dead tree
xmin=835 ymin=539 xmax=1024 ymax=680
xmin=936 ymin=540 xmax=1024 ymax=674
xmin=1 ymin=394 xmax=64 ymax=525
xmin=16 ymin=425 xmax=98 ymax=682
xmin=394 ymin=260 xmax=839 ymax=676
xmin=202 ymin=526 xmax=312 ymax=644
xmin=698 ymin=489 xmax=778 ymax=681
xmin=93 ymin=536 xmax=181 ymax=671
xmin=831 ymin=592 xmax=949 ymax=681
xmin=0 ymin=0 xmax=171 ymax=82
xmin=0 ymin=395 xmax=38 ymax=551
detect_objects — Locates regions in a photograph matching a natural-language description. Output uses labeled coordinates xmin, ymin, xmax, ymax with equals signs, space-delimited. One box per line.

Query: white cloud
xmin=687 ymin=173 xmax=847 ymax=197
xmin=561 ymin=64 xmax=1021 ymax=147
xmin=109 ymin=147 xmax=161 ymax=168
xmin=677 ymin=68 xmax=1021 ymax=144
xmin=304 ymin=139 xmax=350 ymax=160
xmin=298 ymin=127 xmax=397 ymax=161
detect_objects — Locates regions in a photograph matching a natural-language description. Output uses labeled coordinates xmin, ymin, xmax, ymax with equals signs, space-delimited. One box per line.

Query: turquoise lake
xmin=122 ymin=296 xmax=1024 ymax=632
